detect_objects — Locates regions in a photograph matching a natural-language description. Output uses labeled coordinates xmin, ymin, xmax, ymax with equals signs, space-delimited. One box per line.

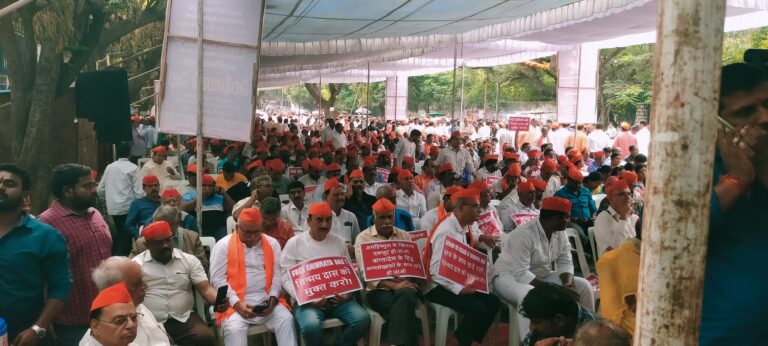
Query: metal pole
xmin=367 ymin=62 xmax=371 ymax=123
xmin=634 ymin=1 xmax=725 ymax=345
xmin=459 ymin=64 xmax=465 ymax=126
xmin=0 ymin=0 xmax=35 ymax=19
xmin=450 ymin=44 xmax=457 ymax=124
xmin=495 ymin=81 xmax=500 ymax=121
xmin=195 ymin=0 xmax=204 ymax=231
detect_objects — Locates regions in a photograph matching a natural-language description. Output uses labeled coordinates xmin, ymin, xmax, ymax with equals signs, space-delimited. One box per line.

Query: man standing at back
xmin=0 ymin=163 xmax=72 ymax=345
xmin=612 ymin=122 xmax=637 ymax=159
xmin=394 ymin=130 xmax=421 ymax=167
xmin=38 ymin=164 xmax=112 ymax=346
xmin=98 ymin=142 xmax=144 ymax=256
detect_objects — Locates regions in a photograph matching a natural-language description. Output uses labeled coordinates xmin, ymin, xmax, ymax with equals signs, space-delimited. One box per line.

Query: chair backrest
xmin=200 ymin=236 xmax=216 ymax=252
xmin=564 ymin=228 xmax=591 ymax=277
xmin=587 ymin=227 xmax=598 ymax=267
xmin=279 ymin=194 xmax=290 ymax=205
xmin=226 ymin=216 xmax=236 ymax=234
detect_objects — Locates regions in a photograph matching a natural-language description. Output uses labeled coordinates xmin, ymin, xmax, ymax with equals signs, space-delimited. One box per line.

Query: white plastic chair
xmin=564 ymin=228 xmax=591 ymax=277
xmin=279 ymin=194 xmax=290 ymax=205
xmin=496 ymin=295 xmax=521 ymax=346
xmin=200 ymin=236 xmax=216 ymax=252
xmin=429 ymin=302 xmax=460 ymax=346
xmin=226 ymin=216 xmax=236 ymax=234
xmin=587 ymin=227 xmax=598 ymax=267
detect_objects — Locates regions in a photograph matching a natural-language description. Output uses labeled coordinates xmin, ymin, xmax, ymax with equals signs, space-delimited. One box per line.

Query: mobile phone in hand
xmin=215 ymin=286 xmax=228 ymax=306
xmin=252 ymin=303 xmax=269 ymax=313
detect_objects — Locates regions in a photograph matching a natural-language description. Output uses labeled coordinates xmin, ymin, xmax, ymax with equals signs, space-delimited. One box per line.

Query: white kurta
xmin=330 ymin=208 xmax=361 ymax=244
xmin=593 ymin=206 xmax=639 ymax=256
xmin=396 ymin=189 xmax=427 ymax=219
xmin=280 ymin=231 xmax=350 ymax=297
xmin=425 ymin=214 xmax=483 ymax=294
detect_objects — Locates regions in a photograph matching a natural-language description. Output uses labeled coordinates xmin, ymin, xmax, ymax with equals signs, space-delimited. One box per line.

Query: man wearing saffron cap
xmin=423 ymin=188 xmax=500 ymax=346
xmin=281 ymin=202 xmax=371 ymax=345
xmin=131 ymin=206 xmax=208 ymax=271
xmin=354 ymin=198 xmax=421 ymax=346
xmin=125 ymin=175 xmax=162 ymax=239
xmin=83 ymin=282 xmax=138 ymax=346
xmin=554 ymin=165 xmax=597 ymax=251
xmin=181 ymin=175 xmax=234 ymax=241
xmin=538 ymin=158 xmax=561 ymax=198
xmin=140 ymin=146 xmax=179 ymax=186
xmin=467 ymin=180 xmax=503 ymax=236
xmin=133 ymin=221 xmax=221 ymax=345
xmin=232 ymin=175 xmax=274 ymax=220
xmin=493 ymin=197 xmax=595 ymax=338
xmin=323 ymin=178 xmax=361 ymax=247
xmin=498 ymin=181 xmax=540 ymax=232
xmin=210 ymin=208 xmax=296 ymax=346
xmin=266 ymin=158 xmax=290 ymax=195
xmin=476 ymin=154 xmax=502 ymax=194
xmin=298 ymin=158 xmax=328 ymax=203
xmin=395 ymin=169 xmax=427 ymax=226
xmin=421 ymin=185 xmax=463 ymax=232
xmin=414 ymin=158 xmax=436 ymax=192
xmin=158 ymin=188 xmax=198 ymax=232
xmin=594 ymin=179 xmax=638 ymax=257
xmin=495 ymin=162 xmax=524 ymax=200
xmin=362 ymin=158 xmax=386 ymax=197
xmin=426 ymin=162 xmax=456 ymax=211
xmin=343 ymin=169 xmax=377 ymax=232
xmin=281 ymin=180 xmax=310 ymax=234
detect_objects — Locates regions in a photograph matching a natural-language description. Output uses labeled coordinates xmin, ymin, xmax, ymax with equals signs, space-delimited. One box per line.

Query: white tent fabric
xmin=256 ymin=0 xmax=768 ymax=88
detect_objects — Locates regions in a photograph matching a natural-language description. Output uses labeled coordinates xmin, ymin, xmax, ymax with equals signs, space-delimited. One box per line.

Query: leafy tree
xmin=0 ymin=0 xmax=166 ymax=211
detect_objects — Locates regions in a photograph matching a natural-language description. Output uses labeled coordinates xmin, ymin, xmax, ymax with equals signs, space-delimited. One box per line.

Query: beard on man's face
xmin=0 ymin=191 xmax=23 ymax=212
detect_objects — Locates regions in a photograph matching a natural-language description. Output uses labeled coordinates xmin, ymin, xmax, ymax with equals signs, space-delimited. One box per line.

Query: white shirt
xmin=364 ymin=181 xmax=386 ymax=197
xmin=396 ymin=189 xmax=427 ymax=219
xmin=133 ymin=249 xmax=207 ymax=323
xmin=97 ymin=158 xmax=143 ymax=215
xmin=281 ymin=201 xmax=309 ymax=233
xmin=497 ymin=199 xmax=540 ymax=232
xmin=394 ymin=138 xmax=417 ymax=167
xmin=330 ymin=208 xmax=361 ymax=244
xmin=587 ymin=130 xmax=612 ymax=153
xmin=550 ymin=128 xmax=569 ymax=155
xmin=496 ymin=128 xmax=515 ymax=148
xmin=593 ymin=206 xmax=639 ymax=256
xmin=427 ymin=187 xmax=446 ymax=212
xmin=544 ymin=175 xmax=561 ymax=199
xmin=326 ymin=130 xmax=347 ymax=149
xmin=419 ymin=208 xmax=440 ymax=232
xmin=280 ymin=231 xmax=350 ymax=297
xmin=140 ymin=159 xmax=179 ymax=187
xmin=493 ymin=219 xmax=573 ymax=284
xmin=210 ymin=234 xmax=283 ymax=307
xmin=477 ymin=126 xmax=492 ymax=139
xmin=297 ymin=175 xmax=327 ymax=203
xmin=635 ymin=127 xmax=651 ymax=156
xmin=426 ymin=214 xmax=483 ymax=294
xmin=78 ymin=304 xmax=168 ymax=346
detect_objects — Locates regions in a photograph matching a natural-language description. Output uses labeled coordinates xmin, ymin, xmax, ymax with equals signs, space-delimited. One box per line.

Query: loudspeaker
xmin=75 ymin=68 xmax=132 ymax=143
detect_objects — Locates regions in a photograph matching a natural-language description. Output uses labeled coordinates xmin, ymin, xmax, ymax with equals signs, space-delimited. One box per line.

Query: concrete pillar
xmin=556 ymin=47 xmax=598 ymax=124
xmin=635 ymin=1 xmax=725 ymax=345
xmin=385 ymin=75 xmax=408 ymax=121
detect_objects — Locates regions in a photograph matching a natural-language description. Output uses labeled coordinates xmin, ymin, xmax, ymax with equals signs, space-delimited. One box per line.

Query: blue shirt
xmin=0 ymin=214 xmax=72 ymax=339
xmin=700 ymin=154 xmax=768 ymax=345
xmin=125 ymin=197 xmax=160 ymax=238
xmin=554 ymin=186 xmax=597 ymax=219
xmin=365 ymin=208 xmax=415 ymax=232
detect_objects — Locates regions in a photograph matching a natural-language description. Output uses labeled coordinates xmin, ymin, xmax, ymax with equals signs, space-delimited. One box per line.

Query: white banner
xmin=158 ymin=0 xmax=262 ymax=142
xmin=556 ymin=47 xmax=598 ymax=124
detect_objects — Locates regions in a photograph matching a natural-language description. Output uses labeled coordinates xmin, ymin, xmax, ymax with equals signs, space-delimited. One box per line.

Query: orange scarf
xmin=216 ymin=233 xmax=274 ymax=325
xmin=437 ymin=203 xmax=447 ymax=219
xmin=422 ymin=213 xmax=475 ymax=282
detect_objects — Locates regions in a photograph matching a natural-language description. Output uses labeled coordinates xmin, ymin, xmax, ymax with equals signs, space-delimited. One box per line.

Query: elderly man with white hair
xmin=80 ymin=256 xmax=171 ymax=345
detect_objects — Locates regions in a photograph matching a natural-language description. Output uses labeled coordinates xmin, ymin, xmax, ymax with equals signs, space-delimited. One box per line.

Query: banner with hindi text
xmin=437 ymin=236 xmax=489 ymax=293
xmin=359 ymin=240 xmax=426 ymax=281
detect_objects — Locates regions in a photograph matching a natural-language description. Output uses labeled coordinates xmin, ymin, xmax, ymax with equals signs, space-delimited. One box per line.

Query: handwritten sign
xmin=359 ymin=241 xmax=426 ymax=281
xmin=377 ymin=167 xmax=391 ymax=182
xmin=507 ymin=117 xmax=531 ymax=132
xmin=288 ymin=256 xmax=362 ymax=305
xmin=289 ymin=167 xmax=303 ymax=180
xmin=437 ymin=237 xmax=489 ymax=293
xmin=512 ymin=213 xmax=539 ymax=227
xmin=477 ymin=211 xmax=501 ymax=237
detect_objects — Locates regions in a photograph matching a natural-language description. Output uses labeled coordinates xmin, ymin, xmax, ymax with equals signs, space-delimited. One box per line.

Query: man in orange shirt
xmin=612 ymin=122 xmax=638 ymax=159
xmin=414 ymin=158 xmax=436 ymax=192
xmin=565 ymin=124 xmax=589 ymax=155
xmin=260 ymin=197 xmax=295 ymax=249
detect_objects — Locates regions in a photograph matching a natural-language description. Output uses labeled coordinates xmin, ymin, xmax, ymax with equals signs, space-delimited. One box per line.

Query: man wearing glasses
xmin=593 ymin=179 xmax=639 ymax=257
xmin=83 ymin=257 xmax=171 ymax=345
xmin=84 ymin=282 xmax=139 ymax=346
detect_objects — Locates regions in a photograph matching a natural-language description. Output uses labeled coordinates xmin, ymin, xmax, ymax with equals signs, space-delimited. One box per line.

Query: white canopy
xmin=256 ymin=0 xmax=768 ymax=88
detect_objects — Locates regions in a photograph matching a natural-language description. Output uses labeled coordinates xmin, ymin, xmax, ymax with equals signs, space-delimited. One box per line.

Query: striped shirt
xmin=493 ymin=219 xmax=573 ymax=284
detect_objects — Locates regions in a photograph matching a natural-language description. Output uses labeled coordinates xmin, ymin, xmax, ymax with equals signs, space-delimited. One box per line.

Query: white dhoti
xmin=492 ymin=273 xmax=594 ymax=338
xmin=221 ymin=304 xmax=297 ymax=346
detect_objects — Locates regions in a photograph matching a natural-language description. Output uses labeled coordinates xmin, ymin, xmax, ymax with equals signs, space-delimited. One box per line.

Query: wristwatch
xmin=31 ymin=324 xmax=47 ymax=339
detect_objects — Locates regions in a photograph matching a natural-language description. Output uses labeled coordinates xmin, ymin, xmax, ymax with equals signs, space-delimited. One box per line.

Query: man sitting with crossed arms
xmin=355 ymin=198 xmax=421 ymax=346
xmin=210 ymin=209 xmax=296 ymax=345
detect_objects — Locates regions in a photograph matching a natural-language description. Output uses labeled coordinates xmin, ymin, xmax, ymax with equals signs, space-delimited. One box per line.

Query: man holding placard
xmin=355 ymin=198 xmax=422 ymax=346
xmin=423 ymin=188 xmax=500 ymax=346
xmin=209 ymin=209 xmax=296 ymax=346
xmin=492 ymin=196 xmax=595 ymax=338
xmin=281 ymin=202 xmax=370 ymax=346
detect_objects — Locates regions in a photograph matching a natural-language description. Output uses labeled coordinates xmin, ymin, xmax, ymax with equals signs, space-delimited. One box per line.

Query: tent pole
xmin=634 ymin=1 xmax=725 ymax=345
xmin=459 ymin=64 xmax=465 ymax=126
xmin=0 ymin=0 xmax=34 ymax=18
xmin=495 ymin=81 xmax=500 ymax=122
xmin=450 ymin=44 xmax=457 ymax=124
xmin=195 ymin=0 xmax=204 ymax=231
xmin=367 ymin=62 xmax=371 ymax=125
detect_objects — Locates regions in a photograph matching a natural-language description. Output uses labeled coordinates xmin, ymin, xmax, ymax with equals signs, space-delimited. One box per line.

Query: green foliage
xmin=598 ymin=45 xmax=654 ymax=124
xmin=722 ymin=27 xmax=768 ymax=65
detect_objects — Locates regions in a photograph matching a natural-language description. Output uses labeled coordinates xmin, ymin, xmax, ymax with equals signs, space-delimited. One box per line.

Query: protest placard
xmin=359 ymin=241 xmax=425 ymax=281
xmin=485 ymin=176 xmax=500 ymax=188
xmin=507 ymin=117 xmax=531 ymax=131
xmin=288 ymin=256 xmax=361 ymax=305
xmin=512 ymin=213 xmax=539 ymax=227
xmin=437 ymin=236 xmax=489 ymax=293
xmin=288 ymin=167 xmax=303 ymax=180
xmin=477 ymin=211 xmax=501 ymax=237
xmin=376 ymin=167 xmax=391 ymax=182
xmin=304 ymin=185 xmax=318 ymax=196
xmin=409 ymin=230 xmax=428 ymax=242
